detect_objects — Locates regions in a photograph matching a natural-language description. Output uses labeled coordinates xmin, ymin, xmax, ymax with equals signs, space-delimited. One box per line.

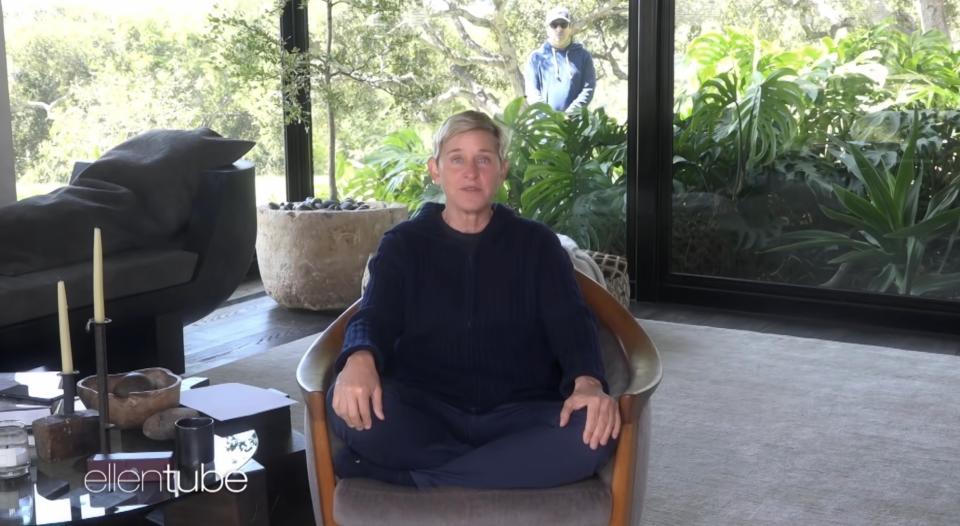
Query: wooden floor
xmin=183 ymin=281 xmax=337 ymax=374
xmin=183 ymin=279 xmax=959 ymax=374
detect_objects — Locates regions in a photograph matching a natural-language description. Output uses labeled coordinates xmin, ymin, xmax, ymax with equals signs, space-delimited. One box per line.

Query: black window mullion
xmin=280 ymin=0 xmax=313 ymax=202
xmin=631 ymin=0 xmax=672 ymax=301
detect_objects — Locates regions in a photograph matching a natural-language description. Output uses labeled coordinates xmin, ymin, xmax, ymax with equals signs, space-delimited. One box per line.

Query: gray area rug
xmin=202 ymin=320 xmax=960 ymax=526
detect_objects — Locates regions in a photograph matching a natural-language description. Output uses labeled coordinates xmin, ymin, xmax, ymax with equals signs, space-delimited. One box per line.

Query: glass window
xmin=249 ymin=1 xmax=631 ymax=257
xmin=673 ymin=1 xmax=960 ymax=300
xmin=3 ymin=0 xmax=283 ymax=204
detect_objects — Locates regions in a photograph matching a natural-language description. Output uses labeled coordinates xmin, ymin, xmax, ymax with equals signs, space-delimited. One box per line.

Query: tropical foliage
xmin=673 ymin=23 xmax=960 ymax=298
xmin=501 ymin=99 xmax=627 ymax=255
xmin=770 ymin=116 xmax=960 ymax=296
xmin=345 ymin=99 xmax=628 ymax=254
xmin=344 ymin=129 xmax=439 ymax=210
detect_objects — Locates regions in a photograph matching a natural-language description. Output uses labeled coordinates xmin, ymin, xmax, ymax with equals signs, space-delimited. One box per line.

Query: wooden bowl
xmin=78 ymin=367 xmax=182 ymax=430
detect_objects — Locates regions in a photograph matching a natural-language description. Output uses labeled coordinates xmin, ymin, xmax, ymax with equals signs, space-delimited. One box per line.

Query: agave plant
xmin=770 ymin=115 xmax=960 ymax=296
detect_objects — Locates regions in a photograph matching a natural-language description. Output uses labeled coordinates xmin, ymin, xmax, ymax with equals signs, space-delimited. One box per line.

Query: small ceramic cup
xmin=174 ymin=417 xmax=214 ymax=473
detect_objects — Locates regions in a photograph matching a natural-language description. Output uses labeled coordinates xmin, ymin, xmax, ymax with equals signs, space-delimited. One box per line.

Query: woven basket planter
xmin=585 ymin=250 xmax=630 ymax=308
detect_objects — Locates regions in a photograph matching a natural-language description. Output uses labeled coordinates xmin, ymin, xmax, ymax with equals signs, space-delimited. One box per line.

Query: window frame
xmin=633 ymin=0 xmax=960 ymax=333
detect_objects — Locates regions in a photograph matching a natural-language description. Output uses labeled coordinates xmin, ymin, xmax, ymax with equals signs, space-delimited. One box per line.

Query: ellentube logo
xmin=84 ymin=465 xmax=249 ymax=497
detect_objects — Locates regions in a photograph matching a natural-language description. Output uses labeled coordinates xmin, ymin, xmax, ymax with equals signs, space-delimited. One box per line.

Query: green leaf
xmin=833 ymin=186 xmax=889 ymax=234
xmin=867 ymin=264 xmax=897 ymax=293
xmin=820 ymin=206 xmax=870 ymax=230
xmin=502 ymin=98 xmax=523 ymax=126
xmin=891 ymin=112 xmax=920 ymax=224
xmin=910 ymin=272 xmax=960 ymax=296
xmin=901 ymin=238 xmax=924 ymax=294
xmin=768 ymin=230 xmax=876 ymax=252
xmin=830 ymin=137 xmax=897 ymax=227
xmin=827 ymin=248 xmax=890 ymax=265
xmin=886 ymin=208 xmax=960 ymax=239
xmin=924 ymin=178 xmax=960 ymax=219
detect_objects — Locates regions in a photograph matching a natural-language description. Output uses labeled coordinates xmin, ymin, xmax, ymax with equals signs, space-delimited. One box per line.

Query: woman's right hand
xmin=331 ymin=350 xmax=384 ymax=430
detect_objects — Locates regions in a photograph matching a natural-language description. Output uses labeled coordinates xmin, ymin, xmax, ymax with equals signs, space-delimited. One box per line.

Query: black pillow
xmin=0 ymin=128 xmax=255 ymax=276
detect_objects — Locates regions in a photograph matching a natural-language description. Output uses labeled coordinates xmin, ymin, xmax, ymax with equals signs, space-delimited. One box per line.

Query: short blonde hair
xmin=432 ymin=111 xmax=509 ymax=160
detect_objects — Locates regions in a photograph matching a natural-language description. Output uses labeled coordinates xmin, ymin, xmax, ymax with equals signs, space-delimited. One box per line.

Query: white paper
xmin=179 ymin=383 xmax=295 ymax=421
xmin=0 ymin=408 xmax=52 ymax=427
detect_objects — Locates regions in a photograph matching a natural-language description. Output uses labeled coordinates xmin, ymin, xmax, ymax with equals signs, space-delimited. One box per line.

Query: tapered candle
xmin=57 ymin=281 xmax=74 ymax=373
xmin=93 ymin=228 xmax=105 ymax=323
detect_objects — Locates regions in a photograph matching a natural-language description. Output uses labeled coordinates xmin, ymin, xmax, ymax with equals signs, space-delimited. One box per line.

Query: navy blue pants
xmin=327 ymin=381 xmax=616 ymax=489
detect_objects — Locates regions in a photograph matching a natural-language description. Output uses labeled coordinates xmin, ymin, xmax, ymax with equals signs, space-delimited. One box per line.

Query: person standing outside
xmin=525 ymin=6 xmax=597 ymax=114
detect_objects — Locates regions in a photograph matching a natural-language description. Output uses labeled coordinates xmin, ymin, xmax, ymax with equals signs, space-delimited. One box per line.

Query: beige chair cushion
xmin=333 ymin=477 xmax=611 ymax=526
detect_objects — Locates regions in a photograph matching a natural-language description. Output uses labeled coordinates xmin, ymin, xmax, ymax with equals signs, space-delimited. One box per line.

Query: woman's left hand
xmin=559 ymin=376 xmax=620 ymax=450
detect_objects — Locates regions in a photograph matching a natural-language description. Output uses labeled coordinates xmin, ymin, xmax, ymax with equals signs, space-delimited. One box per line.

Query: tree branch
xmin=430 ymin=1 xmax=493 ymax=29
xmin=591 ymin=51 xmax=628 ymax=81
xmin=453 ymin=17 xmax=498 ymax=60
xmin=573 ymin=2 xmax=629 ymax=33
xmin=418 ymin=23 xmax=506 ymax=67
xmin=421 ymin=81 xmax=500 ymax=115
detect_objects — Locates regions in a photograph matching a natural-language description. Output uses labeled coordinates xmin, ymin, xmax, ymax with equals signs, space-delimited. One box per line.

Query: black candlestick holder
xmin=86 ymin=317 xmax=114 ymax=454
xmin=59 ymin=371 xmax=76 ymax=416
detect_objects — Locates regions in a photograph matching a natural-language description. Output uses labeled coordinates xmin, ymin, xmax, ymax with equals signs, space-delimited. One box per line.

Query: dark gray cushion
xmin=0 ymin=128 xmax=253 ymax=276
xmin=0 ymin=249 xmax=197 ymax=326
xmin=333 ymin=477 xmax=611 ymax=526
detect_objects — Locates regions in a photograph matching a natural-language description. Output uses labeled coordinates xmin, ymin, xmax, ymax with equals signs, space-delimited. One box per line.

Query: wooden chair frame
xmin=297 ymin=270 xmax=662 ymax=526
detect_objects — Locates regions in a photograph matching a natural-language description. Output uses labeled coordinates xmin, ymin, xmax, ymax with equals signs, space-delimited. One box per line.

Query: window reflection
xmin=673 ymin=3 xmax=960 ymax=300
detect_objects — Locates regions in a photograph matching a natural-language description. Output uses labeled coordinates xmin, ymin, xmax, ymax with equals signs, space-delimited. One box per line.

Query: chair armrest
xmin=297 ymin=299 xmax=361 ymax=395
xmin=297 ymin=299 xmax=360 ymax=526
xmin=574 ymin=271 xmax=661 ymax=423
xmin=573 ymin=272 xmax=661 ymax=526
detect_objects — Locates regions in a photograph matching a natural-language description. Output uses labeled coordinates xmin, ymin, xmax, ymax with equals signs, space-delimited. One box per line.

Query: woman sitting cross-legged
xmin=327 ymin=110 xmax=618 ymax=489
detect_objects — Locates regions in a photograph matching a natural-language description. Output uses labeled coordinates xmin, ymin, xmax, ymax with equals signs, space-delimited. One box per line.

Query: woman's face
xmin=428 ymin=129 xmax=509 ymax=216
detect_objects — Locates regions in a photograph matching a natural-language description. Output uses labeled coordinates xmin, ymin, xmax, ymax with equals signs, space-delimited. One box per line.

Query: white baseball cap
xmin=545 ymin=7 xmax=571 ymax=24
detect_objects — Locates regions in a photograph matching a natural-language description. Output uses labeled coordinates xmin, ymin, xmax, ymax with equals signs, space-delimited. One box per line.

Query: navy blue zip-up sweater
xmin=334 ymin=202 xmax=606 ymax=412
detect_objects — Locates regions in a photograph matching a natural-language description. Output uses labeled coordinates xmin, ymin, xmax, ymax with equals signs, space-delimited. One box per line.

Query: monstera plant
xmin=499 ymin=98 xmax=628 ymax=255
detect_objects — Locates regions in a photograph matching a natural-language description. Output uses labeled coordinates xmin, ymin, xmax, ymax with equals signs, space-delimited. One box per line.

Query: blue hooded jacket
xmin=525 ymin=41 xmax=596 ymax=113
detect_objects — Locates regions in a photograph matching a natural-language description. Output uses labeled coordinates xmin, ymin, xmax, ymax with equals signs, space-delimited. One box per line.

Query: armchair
xmin=296 ymin=270 xmax=662 ymax=526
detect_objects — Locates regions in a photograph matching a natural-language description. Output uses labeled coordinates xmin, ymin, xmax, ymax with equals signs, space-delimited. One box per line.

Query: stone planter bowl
xmin=77 ymin=367 xmax=181 ymax=430
xmin=256 ymin=202 xmax=408 ymax=310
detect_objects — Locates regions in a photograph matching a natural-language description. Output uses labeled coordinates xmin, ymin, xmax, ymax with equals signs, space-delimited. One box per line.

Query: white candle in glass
xmin=0 ymin=422 xmax=29 ymax=477
xmin=0 ymin=447 xmax=28 ymax=468
xmin=93 ymin=228 xmax=105 ymax=323
xmin=57 ymin=281 xmax=74 ymax=373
